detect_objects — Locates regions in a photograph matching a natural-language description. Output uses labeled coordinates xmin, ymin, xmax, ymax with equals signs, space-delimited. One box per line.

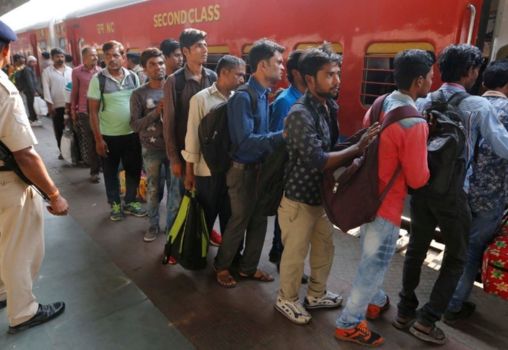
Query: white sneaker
xmin=274 ymin=296 xmax=311 ymax=325
xmin=304 ymin=290 xmax=343 ymax=309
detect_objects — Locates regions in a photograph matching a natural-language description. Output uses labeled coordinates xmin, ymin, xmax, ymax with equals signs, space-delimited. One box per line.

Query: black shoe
xmin=8 ymin=302 xmax=65 ymax=334
xmin=0 ymin=300 xmax=6 ymax=309
xmin=443 ymin=301 xmax=476 ymax=325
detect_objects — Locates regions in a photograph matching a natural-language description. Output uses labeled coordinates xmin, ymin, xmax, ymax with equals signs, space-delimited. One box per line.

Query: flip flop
xmin=216 ymin=270 xmax=237 ymax=288
xmin=409 ymin=322 xmax=447 ymax=345
xmin=239 ymin=269 xmax=274 ymax=282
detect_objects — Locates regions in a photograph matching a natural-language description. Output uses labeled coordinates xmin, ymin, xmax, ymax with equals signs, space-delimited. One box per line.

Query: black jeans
xmin=52 ymin=107 xmax=65 ymax=150
xmin=195 ymin=174 xmax=231 ymax=234
xmin=102 ymin=133 xmax=142 ymax=204
xmin=397 ymin=190 xmax=471 ymax=327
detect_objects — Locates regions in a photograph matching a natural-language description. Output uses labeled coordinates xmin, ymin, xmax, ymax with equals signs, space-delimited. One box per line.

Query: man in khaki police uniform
xmin=0 ymin=20 xmax=69 ymax=334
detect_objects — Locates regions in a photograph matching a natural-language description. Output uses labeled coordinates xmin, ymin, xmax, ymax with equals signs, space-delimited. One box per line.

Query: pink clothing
xmin=71 ymin=64 xmax=100 ymax=114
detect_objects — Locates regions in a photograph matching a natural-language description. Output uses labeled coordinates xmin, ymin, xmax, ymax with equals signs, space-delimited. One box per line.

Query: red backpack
xmin=321 ymin=94 xmax=423 ymax=232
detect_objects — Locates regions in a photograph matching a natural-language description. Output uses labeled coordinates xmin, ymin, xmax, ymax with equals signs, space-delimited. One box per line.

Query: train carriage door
xmin=487 ymin=0 xmax=508 ymax=59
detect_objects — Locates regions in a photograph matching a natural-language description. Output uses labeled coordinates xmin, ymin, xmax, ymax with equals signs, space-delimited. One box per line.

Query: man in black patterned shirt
xmin=275 ymin=48 xmax=379 ymax=325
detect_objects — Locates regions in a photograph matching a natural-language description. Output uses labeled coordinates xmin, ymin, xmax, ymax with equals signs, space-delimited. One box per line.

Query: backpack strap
xmin=236 ymin=84 xmax=258 ymax=113
xmin=377 ymin=104 xmax=424 ymax=202
xmin=369 ymin=94 xmax=390 ymax=125
xmin=98 ymin=71 xmax=106 ymax=112
xmin=447 ymin=91 xmax=470 ymax=107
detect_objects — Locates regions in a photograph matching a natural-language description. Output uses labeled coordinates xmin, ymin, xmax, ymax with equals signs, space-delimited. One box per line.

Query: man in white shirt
xmin=182 ymin=55 xmax=246 ymax=249
xmin=42 ymin=48 xmax=72 ymax=158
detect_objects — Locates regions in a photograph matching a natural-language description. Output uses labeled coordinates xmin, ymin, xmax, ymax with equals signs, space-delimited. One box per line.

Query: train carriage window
xmin=295 ymin=42 xmax=343 ymax=54
xmin=361 ymin=42 xmax=434 ymax=106
xmin=205 ymin=46 xmax=230 ymax=72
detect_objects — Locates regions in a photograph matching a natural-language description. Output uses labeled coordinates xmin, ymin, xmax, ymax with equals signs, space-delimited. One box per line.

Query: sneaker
xmin=110 ymin=202 xmax=124 ymax=221
xmin=366 ymin=296 xmax=390 ymax=320
xmin=409 ymin=322 xmax=447 ymax=345
xmin=124 ymin=202 xmax=147 ymax=217
xmin=144 ymin=225 xmax=159 ymax=242
xmin=90 ymin=173 xmax=100 ymax=183
xmin=8 ymin=302 xmax=65 ymax=334
xmin=335 ymin=320 xmax=384 ymax=347
xmin=210 ymin=229 xmax=222 ymax=246
xmin=30 ymin=120 xmax=43 ymax=127
xmin=304 ymin=291 xmax=343 ymax=309
xmin=274 ymin=296 xmax=312 ymax=325
xmin=443 ymin=301 xmax=476 ymax=325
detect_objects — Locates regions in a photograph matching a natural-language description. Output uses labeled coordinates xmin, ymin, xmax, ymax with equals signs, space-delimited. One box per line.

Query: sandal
xmin=216 ymin=270 xmax=237 ymax=288
xmin=239 ymin=269 xmax=274 ymax=282
xmin=392 ymin=314 xmax=415 ymax=330
xmin=409 ymin=322 xmax=446 ymax=345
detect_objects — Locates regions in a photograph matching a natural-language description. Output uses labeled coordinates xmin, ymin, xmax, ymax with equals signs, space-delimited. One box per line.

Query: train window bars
xmin=361 ymin=42 xmax=434 ymax=107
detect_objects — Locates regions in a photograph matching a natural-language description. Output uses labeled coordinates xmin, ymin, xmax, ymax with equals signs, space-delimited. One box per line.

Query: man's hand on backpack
xmin=357 ymin=122 xmax=381 ymax=153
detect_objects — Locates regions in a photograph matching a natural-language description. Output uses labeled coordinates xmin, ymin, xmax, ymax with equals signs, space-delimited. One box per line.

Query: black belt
xmin=231 ymin=161 xmax=260 ymax=170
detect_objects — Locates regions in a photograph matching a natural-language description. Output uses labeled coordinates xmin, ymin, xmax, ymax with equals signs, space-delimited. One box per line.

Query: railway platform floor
xmin=1 ymin=117 xmax=507 ymax=350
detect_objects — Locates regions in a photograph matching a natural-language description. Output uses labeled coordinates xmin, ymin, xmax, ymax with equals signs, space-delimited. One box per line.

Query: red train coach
xmin=10 ymin=0 xmax=508 ymax=135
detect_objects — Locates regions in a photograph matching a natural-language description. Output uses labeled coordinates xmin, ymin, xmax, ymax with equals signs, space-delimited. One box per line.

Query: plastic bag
xmin=60 ymin=127 xmax=79 ymax=165
xmin=33 ymin=96 xmax=48 ymax=116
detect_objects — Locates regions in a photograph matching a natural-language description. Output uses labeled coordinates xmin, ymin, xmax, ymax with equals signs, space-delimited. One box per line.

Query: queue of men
xmin=2 ymin=19 xmax=508 ymax=347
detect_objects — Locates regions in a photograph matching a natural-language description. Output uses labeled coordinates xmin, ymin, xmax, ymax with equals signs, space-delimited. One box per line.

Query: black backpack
xmin=257 ymin=142 xmax=288 ymax=216
xmin=198 ymin=84 xmax=257 ymax=174
xmin=422 ymin=90 xmax=468 ymax=195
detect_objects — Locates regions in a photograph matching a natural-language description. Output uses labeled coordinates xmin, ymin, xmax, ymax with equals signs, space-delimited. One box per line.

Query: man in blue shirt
xmin=445 ymin=59 xmax=508 ymax=323
xmin=215 ymin=39 xmax=285 ymax=288
xmin=268 ymin=50 xmax=306 ymax=267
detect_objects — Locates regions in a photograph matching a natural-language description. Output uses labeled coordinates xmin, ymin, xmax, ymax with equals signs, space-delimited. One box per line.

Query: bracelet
xmin=48 ymin=189 xmax=60 ymax=200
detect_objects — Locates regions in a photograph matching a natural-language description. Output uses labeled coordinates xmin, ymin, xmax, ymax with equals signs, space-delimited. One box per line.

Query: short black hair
xmin=160 ymin=39 xmax=180 ymax=57
xmin=50 ymin=48 xmax=65 ymax=57
xmin=483 ymin=59 xmax=508 ymax=90
xmin=13 ymin=53 xmax=24 ymax=63
xmin=65 ymin=54 xmax=73 ymax=63
xmin=286 ymin=50 xmax=304 ymax=85
xmin=127 ymin=52 xmax=140 ymax=65
xmin=248 ymin=39 xmax=285 ymax=73
xmin=140 ymin=48 xmax=163 ymax=68
xmin=393 ymin=49 xmax=435 ymax=90
xmin=42 ymin=51 xmax=50 ymax=59
xmin=298 ymin=48 xmax=341 ymax=83
xmin=102 ymin=40 xmax=125 ymax=55
xmin=438 ymin=44 xmax=483 ymax=82
xmin=216 ymin=55 xmax=245 ymax=76
xmin=179 ymin=28 xmax=206 ymax=50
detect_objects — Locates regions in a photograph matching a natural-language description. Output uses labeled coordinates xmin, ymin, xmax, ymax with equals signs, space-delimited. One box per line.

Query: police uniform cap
xmin=0 ymin=20 xmax=16 ymax=43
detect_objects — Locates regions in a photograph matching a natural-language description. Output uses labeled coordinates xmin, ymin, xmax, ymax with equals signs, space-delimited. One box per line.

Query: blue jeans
xmin=447 ymin=204 xmax=504 ymax=312
xmin=336 ymin=217 xmax=399 ymax=329
xmin=142 ymin=148 xmax=183 ymax=229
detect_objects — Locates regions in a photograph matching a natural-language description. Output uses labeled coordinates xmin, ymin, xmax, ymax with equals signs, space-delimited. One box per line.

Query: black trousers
xmin=102 ymin=133 xmax=142 ymax=204
xmin=25 ymin=92 xmax=37 ymax=122
xmin=397 ymin=190 xmax=471 ymax=326
xmin=195 ymin=174 xmax=231 ymax=234
xmin=52 ymin=107 xmax=65 ymax=151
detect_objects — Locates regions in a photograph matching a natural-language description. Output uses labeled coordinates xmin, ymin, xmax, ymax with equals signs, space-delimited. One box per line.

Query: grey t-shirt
xmin=130 ymin=83 xmax=165 ymax=151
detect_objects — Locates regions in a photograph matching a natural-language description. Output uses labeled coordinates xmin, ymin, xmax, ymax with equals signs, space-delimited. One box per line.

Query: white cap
xmin=27 ymin=55 xmax=37 ymax=63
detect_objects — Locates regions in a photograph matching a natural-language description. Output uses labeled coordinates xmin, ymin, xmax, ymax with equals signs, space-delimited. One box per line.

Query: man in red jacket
xmin=335 ymin=49 xmax=434 ymax=347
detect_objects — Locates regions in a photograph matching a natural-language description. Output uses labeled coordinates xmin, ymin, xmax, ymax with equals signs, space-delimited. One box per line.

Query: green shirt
xmin=87 ymin=68 xmax=139 ymax=136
